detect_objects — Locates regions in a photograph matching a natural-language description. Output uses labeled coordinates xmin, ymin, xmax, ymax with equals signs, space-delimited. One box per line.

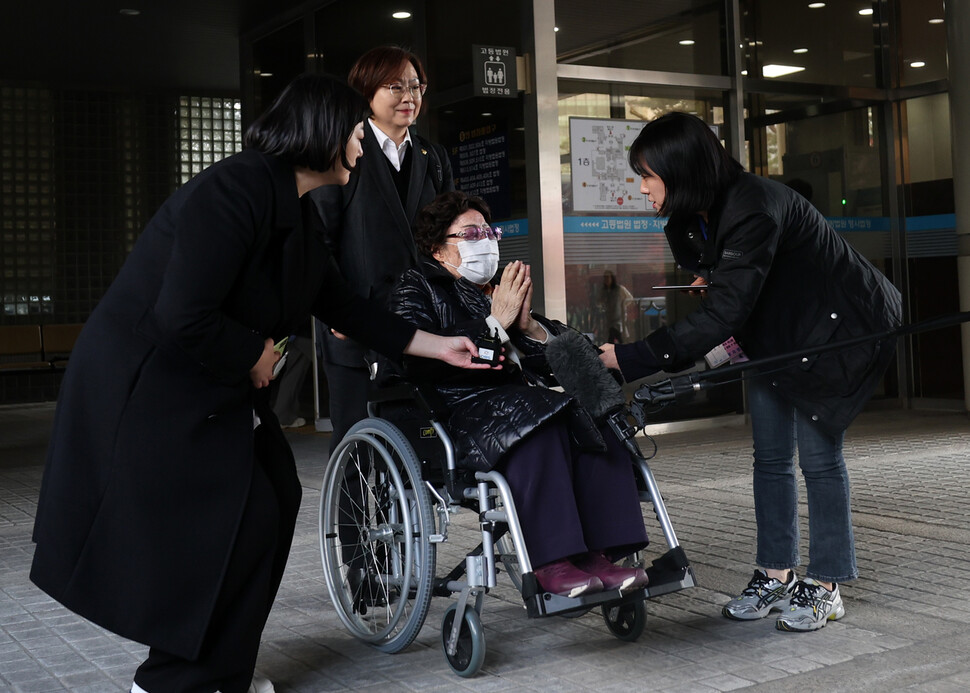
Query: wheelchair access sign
xmin=473 ymin=45 xmax=517 ymax=98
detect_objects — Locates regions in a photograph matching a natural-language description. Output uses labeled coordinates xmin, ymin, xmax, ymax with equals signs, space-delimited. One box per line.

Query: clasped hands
xmin=490 ymin=260 xmax=547 ymax=341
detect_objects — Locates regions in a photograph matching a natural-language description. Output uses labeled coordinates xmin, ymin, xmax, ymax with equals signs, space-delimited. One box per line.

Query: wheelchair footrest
xmin=521 ymin=546 xmax=697 ymax=618
xmin=524 ymin=583 xmax=648 ymax=619
xmin=643 ymin=546 xmax=697 ymax=598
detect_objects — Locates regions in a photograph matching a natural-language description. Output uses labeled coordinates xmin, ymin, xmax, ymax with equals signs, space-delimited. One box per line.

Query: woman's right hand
xmin=598 ymin=342 xmax=619 ymax=371
xmin=490 ymin=260 xmax=530 ymax=329
xmin=249 ymin=338 xmax=280 ymax=389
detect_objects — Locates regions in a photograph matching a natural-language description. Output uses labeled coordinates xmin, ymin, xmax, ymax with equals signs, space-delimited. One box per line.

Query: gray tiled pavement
xmin=2 ymin=402 xmax=970 ymax=692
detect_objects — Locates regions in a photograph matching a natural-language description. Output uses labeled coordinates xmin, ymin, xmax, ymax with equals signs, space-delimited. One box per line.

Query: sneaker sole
xmin=775 ymin=606 xmax=845 ymax=632
xmin=722 ymin=605 xmax=786 ymax=621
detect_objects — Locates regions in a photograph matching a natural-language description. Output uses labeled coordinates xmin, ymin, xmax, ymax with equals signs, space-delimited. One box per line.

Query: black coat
xmin=30 ymin=149 xmax=415 ymax=659
xmin=307 ymin=124 xmax=454 ymax=368
xmin=615 ymin=173 xmax=901 ymax=433
xmin=388 ymin=258 xmax=602 ymax=472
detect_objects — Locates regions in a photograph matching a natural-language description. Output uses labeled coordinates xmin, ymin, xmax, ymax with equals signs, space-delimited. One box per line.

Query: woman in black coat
xmin=600 ymin=111 xmax=902 ymax=633
xmin=388 ymin=191 xmax=650 ymax=599
xmin=307 ymin=45 xmax=454 ymax=456
xmin=29 ymin=75 xmax=488 ymax=693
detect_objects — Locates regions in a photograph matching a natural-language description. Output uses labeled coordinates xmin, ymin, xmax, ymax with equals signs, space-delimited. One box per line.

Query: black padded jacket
xmin=614 ymin=173 xmax=902 ymax=434
xmin=385 ymin=257 xmax=604 ymax=472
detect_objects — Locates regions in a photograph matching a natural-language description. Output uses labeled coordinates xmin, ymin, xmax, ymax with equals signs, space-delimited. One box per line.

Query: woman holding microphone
xmin=600 ymin=111 xmax=900 ymax=632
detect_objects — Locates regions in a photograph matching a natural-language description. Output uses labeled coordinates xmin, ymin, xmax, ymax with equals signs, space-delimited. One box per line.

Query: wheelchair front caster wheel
xmin=441 ymin=603 xmax=485 ymax=677
xmin=602 ymin=600 xmax=646 ymax=642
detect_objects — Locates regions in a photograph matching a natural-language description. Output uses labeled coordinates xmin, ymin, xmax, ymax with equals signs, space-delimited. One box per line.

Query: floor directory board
xmin=569 ymin=117 xmax=648 ymax=212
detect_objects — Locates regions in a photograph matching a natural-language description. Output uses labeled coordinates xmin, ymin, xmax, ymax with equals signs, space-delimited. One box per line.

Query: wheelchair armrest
xmin=368 ymin=381 xmax=451 ymax=423
xmin=367 ymin=382 xmax=415 ymax=405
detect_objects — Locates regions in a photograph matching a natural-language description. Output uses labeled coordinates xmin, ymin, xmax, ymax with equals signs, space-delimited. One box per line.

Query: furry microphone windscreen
xmin=545 ymin=330 xmax=627 ymax=419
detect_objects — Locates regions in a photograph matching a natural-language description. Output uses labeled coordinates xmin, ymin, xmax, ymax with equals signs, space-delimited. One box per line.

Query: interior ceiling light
xmin=793 ymin=48 xmax=808 ymax=54
xmin=391 ymin=11 xmax=411 ymax=19
xmin=119 ymin=8 xmax=140 ymax=15
xmin=554 ymin=26 xmax=560 ymax=32
xmin=808 ymin=2 xmax=825 ymax=7
xmin=762 ymin=64 xmax=805 ymax=78
xmin=910 ymin=61 xmax=926 ymax=68
xmin=481 ymin=112 xmax=492 ymax=117
xmin=858 ymin=8 xmax=874 ymax=15
xmin=928 ymin=18 xmax=944 ymax=24
xmin=679 ymin=39 xmax=695 ymax=46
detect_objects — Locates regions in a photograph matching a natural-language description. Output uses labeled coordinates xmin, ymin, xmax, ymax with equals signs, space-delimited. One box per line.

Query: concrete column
xmin=526 ymin=0 xmax=566 ymax=322
xmin=945 ymin=0 xmax=970 ymax=411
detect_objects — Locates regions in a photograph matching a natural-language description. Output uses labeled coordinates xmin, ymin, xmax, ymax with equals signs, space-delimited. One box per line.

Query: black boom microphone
xmin=545 ymin=329 xmax=626 ymax=419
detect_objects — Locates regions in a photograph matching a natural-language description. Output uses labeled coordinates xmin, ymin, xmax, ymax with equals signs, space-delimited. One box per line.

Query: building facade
xmin=1 ymin=0 xmax=965 ymax=425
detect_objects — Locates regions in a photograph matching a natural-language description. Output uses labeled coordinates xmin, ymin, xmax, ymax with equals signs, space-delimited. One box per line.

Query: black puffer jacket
xmin=615 ymin=173 xmax=902 ymax=434
xmin=386 ymin=257 xmax=603 ymax=472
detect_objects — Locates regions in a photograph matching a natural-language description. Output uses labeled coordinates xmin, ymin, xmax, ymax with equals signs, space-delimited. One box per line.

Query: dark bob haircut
xmin=628 ymin=111 xmax=744 ymax=217
xmin=414 ymin=191 xmax=491 ymax=257
xmin=243 ymin=73 xmax=368 ymax=173
xmin=349 ymin=45 xmax=428 ymax=103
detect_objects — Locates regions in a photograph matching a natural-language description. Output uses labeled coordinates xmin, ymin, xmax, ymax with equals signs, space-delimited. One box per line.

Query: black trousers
xmin=502 ymin=419 xmax=648 ymax=568
xmin=320 ymin=357 xmax=371 ymax=455
xmin=133 ymin=423 xmax=302 ymax=693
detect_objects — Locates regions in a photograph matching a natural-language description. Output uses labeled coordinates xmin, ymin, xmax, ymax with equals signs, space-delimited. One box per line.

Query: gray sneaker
xmin=722 ymin=569 xmax=796 ymax=620
xmin=776 ymin=578 xmax=845 ymax=632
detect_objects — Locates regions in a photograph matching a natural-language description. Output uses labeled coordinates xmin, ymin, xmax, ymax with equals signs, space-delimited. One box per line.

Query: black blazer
xmin=30 ymin=149 xmax=415 ymax=659
xmin=308 ymin=123 xmax=454 ymax=367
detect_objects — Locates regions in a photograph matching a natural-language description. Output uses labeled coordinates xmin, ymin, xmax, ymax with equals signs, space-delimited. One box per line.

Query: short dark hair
xmin=243 ymin=73 xmax=367 ymax=173
xmin=348 ymin=45 xmax=428 ymax=103
xmin=414 ymin=191 xmax=492 ymax=256
xmin=628 ymin=111 xmax=744 ymax=216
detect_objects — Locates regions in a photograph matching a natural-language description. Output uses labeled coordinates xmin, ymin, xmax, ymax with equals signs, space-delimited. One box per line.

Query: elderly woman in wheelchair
xmin=386 ymin=190 xmax=649 ymax=597
xmin=319 ymin=191 xmax=693 ymax=676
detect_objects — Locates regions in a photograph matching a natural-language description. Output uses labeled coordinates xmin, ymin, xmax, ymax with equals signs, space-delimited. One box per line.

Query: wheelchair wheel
xmin=441 ymin=603 xmax=486 ymax=678
xmin=319 ymin=418 xmax=436 ymax=654
xmin=602 ymin=600 xmax=647 ymax=642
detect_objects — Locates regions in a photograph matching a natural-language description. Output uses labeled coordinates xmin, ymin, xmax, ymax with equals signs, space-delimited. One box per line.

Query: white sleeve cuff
xmin=485 ymin=316 xmax=511 ymax=344
xmin=524 ymin=321 xmax=550 ymax=344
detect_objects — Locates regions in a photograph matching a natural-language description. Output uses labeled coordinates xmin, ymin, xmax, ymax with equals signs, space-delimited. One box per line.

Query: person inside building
xmin=599 ymin=269 xmax=634 ymax=343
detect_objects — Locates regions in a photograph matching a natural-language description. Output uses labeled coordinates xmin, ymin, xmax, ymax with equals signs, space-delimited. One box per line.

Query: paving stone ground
xmin=2 ymin=403 xmax=969 ymax=692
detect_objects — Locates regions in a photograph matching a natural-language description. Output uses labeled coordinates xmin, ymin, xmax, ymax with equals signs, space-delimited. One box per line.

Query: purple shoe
xmin=534 ymin=559 xmax=604 ymax=597
xmin=574 ymin=552 xmax=649 ymax=593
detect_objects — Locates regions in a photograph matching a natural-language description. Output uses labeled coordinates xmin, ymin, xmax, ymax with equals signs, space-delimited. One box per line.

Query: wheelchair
xmin=318 ymin=372 xmax=697 ymax=677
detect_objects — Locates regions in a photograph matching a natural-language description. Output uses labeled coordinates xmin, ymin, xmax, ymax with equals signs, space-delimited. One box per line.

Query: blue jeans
xmin=747 ymin=376 xmax=858 ymax=583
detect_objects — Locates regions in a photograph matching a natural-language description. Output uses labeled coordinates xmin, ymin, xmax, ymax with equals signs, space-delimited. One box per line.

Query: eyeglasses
xmin=382 ymin=82 xmax=427 ymax=99
xmin=446 ymin=224 xmax=502 ymax=242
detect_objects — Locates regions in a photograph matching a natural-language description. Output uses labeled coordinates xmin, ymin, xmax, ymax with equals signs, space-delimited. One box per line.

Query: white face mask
xmin=445 ymin=238 xmax=499 ymax=284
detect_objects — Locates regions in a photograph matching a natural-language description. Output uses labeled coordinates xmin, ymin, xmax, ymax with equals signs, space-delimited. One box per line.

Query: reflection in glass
xmin=740 ymin=0 xmax=877 ymax=87
xmin=554 ymin=0 xmax=725 ymax=76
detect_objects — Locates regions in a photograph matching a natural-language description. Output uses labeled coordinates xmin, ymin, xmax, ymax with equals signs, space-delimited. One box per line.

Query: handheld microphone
xmin=545 ymin=330 xmax=626 ymax=419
